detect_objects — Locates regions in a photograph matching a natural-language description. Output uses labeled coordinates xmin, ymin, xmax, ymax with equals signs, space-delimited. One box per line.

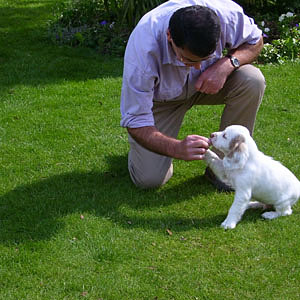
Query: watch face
xmin=232 ymin=57 xmax=240 ymax=67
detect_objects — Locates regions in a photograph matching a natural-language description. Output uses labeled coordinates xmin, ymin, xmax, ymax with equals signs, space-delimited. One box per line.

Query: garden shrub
xmin=258 ymin=12 xmax=300 ymax=64
xmin=236 ymin=0 xmax=300 ymax=16
xmin=48 ymin=0 xmax=165 ymax=56
xmin=48 ymin=0 xmax=300 ymax=62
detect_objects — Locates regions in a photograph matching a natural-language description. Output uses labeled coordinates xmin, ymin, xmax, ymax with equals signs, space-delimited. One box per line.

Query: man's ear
xmin=223 ymin=135 xmax=249 ymax=170
xmin=167 ymin=29 xmax=172 ymax=42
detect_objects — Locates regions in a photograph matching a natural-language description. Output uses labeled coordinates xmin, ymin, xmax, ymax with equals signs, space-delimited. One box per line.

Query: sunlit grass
xmin=0 ymin=0 xmax=300 ymax=299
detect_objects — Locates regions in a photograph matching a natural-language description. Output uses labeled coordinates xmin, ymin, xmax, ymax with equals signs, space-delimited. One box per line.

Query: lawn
xmin=0 ymin=0 xmax=300 ymax=299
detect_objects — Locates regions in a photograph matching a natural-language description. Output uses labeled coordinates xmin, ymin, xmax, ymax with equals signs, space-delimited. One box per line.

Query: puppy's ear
xmin=223 ymin=135 xmax=249 ymax=170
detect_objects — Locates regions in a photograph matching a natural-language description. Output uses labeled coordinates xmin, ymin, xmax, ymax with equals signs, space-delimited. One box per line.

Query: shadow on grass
xmin=0 ymin=154 xmax=228 ymax=245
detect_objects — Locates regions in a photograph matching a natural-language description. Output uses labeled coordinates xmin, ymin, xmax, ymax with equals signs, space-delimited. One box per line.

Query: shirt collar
xmin=161 ymin=19 xmax=185 ymax=66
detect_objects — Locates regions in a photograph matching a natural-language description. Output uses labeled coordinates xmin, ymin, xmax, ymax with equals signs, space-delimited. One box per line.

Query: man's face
xmin=167 ymin=30 xmax=214 ymax=69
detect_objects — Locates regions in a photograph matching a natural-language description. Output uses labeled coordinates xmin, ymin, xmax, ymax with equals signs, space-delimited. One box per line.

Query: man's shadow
xmin=0 ymin=154 xmax=229 ymax=245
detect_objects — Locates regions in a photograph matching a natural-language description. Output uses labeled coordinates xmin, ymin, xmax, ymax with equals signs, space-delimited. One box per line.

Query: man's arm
xmin=127 ymin=126 xmax=210 ymax=161
xmin=227 ymin=35 xmax=264 ymax=65
xmin=195 ymin=36 xmax=264 ymax=94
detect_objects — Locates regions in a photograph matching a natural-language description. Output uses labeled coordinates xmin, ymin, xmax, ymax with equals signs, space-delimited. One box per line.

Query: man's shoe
xmin=204 ymin=167 xmax=234 ymax=193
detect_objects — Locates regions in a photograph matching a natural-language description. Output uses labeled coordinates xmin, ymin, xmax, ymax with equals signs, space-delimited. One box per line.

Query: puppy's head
xmin=210 ymin=125 xmax=250 ymax=170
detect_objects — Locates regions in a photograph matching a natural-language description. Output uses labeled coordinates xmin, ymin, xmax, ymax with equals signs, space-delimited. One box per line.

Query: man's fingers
xmin=190 ymin=154 xmax=205 ymax=160
xmin=190 ymin=139 xmax=210 ymax=149
xmin=187 ymin=135 xmax=210 ymax=144
xmin=188 ymin=146 xmax=208 ymax=159
xmin=181 ymin=135 xmax=211 ymax=160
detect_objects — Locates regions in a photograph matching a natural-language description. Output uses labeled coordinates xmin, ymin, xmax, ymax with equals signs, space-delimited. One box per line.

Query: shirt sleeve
xmin=120 ymin=61 xmax=157 ymax=128
xmin=222 ymin=8 xmax=262 ymax=49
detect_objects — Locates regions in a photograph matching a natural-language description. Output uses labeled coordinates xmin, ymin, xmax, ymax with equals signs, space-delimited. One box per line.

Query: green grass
xmin=1 ymin=0 xmax=300 ymax=299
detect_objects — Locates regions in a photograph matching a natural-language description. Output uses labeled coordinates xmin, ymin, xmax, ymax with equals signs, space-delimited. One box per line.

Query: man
xmin=120 ymin=0 xmax=265 ymax=190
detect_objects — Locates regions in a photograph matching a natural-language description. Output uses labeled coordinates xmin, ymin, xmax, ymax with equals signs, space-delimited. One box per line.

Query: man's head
xmin=168 ymin=6 xmax=221 ymax=61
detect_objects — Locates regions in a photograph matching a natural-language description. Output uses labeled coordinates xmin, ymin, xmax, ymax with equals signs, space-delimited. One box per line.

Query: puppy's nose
xmin=210 ymin=133 xmax=215 ymax=138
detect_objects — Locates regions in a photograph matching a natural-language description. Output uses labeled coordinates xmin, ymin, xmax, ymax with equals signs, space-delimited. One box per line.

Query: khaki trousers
xmin=128 ymin=64 xmax=266 ymax=188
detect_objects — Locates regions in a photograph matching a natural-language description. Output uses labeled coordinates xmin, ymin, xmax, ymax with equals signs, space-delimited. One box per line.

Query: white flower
xmin=286 ymin=12 xmax=294 ymax=17
xmin=264 ymin=27 xmax=270 ymax=33
xmin=279 ymin=14 xmax=286 ymax=22
xmin=261 ymin=21 xmax=265 ymax=27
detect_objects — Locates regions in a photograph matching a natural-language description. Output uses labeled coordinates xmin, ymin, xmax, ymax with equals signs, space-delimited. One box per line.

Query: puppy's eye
xmin=223 ymin=133 xmax=227 ymax=139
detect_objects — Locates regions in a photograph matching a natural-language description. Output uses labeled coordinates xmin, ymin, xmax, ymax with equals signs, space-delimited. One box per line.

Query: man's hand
xmin=195 ymin=37 xmax=264 ymax=94
xmin=127 ymin=126 xmax=210 ymax=161
xmin=195 ymin=57 xmax=233 ymax=94
xmin=175 ymin=135 xmax=211 ymax=161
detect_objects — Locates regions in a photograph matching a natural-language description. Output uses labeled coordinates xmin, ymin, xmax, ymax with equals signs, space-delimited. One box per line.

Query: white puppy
xmin=204 ymin=125 xmax=300 ymax=229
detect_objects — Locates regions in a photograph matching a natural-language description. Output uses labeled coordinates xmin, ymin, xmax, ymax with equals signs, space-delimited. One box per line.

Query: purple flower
xmin=100 ymin=20 xmax=107 ymax=26
xmin=263 ymin=33 xmax=269 ymax=38
xmin=296 ymin=24 xmax=299 ymax=28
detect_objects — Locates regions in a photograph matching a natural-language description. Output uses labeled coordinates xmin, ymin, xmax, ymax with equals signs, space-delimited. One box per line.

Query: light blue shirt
xmin=120 ymin=0 xmax=262 ymax=128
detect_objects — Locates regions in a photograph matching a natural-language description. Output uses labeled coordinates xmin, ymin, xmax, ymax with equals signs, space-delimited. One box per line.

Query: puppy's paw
xmin=221 ymin=219 xmax=237 ymax=230
xmin=261 ymin=211 xmax=279 ymax=219
xmin=262 ymin=207 xmax=292 ymax=220
xmin=204 ymin=149 xmax=219 ymax=161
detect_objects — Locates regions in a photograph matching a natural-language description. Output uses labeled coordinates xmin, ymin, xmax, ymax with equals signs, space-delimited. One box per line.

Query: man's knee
xmin=128 ymin=161 xmax=173 ymax=189
xmin=235 ymin=65 xmax=266 ymax=96
xmin=225 ymin=65 xmax=266 ymax=113
xmin=220 ymin=65 xmax=266 ymax=134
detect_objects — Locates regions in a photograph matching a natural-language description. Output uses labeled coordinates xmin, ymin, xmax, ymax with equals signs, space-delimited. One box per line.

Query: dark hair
xmin=169 ymin=6 xmax=221 ymax=57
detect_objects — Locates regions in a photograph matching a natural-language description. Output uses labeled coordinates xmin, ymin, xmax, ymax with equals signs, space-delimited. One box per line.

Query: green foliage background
xmin=48 ymin=0 xmax=300 ymax=59
xmin=236 ymin=0 xmax=300 ymax=15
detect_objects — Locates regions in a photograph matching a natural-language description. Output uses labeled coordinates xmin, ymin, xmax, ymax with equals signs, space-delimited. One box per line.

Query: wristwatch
xmin=226 ymin=55 xmax=240 ymax=68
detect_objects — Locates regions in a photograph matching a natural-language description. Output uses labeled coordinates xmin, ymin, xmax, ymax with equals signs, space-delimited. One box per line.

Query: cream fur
xmin=204 ymin=125 xmax=300 ymax=229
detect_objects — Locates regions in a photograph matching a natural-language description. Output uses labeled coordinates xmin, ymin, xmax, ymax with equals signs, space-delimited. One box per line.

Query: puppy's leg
xmin=247 ymin=201 xmax=273 ymax=210
xmin=262 ymin=205 xmax=292 ymax=220
xmin=204 ymin=150 xmax=228 ymax=183
xmin=221 ymin=189 xmax=251 ymax=229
